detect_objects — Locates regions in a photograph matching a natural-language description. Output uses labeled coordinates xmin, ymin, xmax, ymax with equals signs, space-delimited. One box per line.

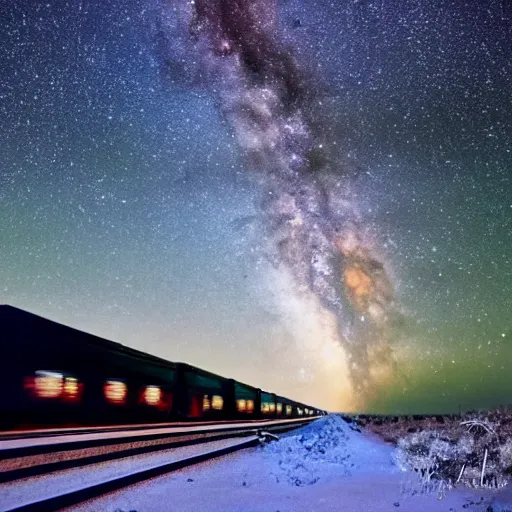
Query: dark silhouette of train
xmin=0 ymin=305 xmax=326 ymax=429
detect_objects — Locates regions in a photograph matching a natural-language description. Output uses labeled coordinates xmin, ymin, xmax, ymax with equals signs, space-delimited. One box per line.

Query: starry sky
xmin=1 ymin=0 xmax=511 ymax=414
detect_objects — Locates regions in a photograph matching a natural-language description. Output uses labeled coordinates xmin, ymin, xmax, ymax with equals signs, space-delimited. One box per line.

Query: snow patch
xmin=260 ymin=415 xmax=397 ymax=486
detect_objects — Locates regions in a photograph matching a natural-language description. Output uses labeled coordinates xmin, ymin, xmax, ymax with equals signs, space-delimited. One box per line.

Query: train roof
xmin=0 ymin=304 xmax=180 ymax=371
xmin=1 ymin=306 xmax=264 ymax=394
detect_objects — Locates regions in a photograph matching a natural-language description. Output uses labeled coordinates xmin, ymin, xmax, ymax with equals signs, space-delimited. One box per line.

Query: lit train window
xmin=28 ymin=372 xmax=82 ymax=401
xmin=246 ymin=400 xmax=254 ymax=413
xmin=261 ymin=402 xmax=270 ymax=413
xmin=203 ymin=395 xmax=211 ymax=411
xmin=297 ymin=408 xmax=303 ymax=416
xmin=269 ymin=402 xmax=276 ymax=413
xmin=305 ymin=408 xmax=309 ymax=415
xmin=277 ymin=403 xmax=283 ymax=414
xmin=286 ymin=405 xmax=292 ymax=416
xmin=236 ymin=399 xmax=246 ymax=412
xmin=143 ymin=386 xmax=162 ymax=406
xmin=63 ymin=377 xmax=80 ymax=401
xmin=104 ymin=380 xmax=127 ymax=404
xmin=211 ymin=395 xmax=223 ymax=410
xmin=34 ymin=371 xmax=63 ymax=398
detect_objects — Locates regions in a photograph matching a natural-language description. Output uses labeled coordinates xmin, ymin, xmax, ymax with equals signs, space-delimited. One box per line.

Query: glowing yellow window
xmin=211 ymin=395 xmax=223 ymax=410
xmin=237 ymin=399 xmax=247 ymax=412
xmin=203 ymin=395 xmax=211 ymax=411
xmin=269 ymin=402 xmax=276 ymax=413
xmin=277 ymin=403 xmax=283 ymax=414
xmin=104 ymin=380 xmax=127 ymax=404
xmin=261 ymin=402 xmax=270 ymax=413
xmin=286 ymin=405 xmax=292 ymax=415
xmin=63 ymin=377 xmax=79 ymax=399
xmin=246 ymin=400 xmax=254 ymax=413
xmin=144 ymin=386 xmax=162 ymax=406
xmin=34 ymin=371 xmax=63 ymax=398
xmin=297 ymin=408 xmax=303 ymax=415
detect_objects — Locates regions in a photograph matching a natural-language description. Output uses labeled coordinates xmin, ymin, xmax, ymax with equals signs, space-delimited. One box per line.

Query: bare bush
xmin=358 ymin=409 xmax=512 ymax=492
xmin=499 ymin=438 xmax=512 ymax=473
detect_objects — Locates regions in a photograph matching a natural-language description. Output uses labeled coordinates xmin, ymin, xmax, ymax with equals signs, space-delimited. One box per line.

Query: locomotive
xmin=0 ymin=305 xmax=326 ymax=430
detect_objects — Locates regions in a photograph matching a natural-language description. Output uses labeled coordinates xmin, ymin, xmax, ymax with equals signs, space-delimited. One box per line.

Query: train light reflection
xmin=246 ymin=399 xmax=254 ymax=413
xmin=143 ymin=385 xmax=162 ymax=406
xmin=104 ymin=380 xmax=127 ymax=404
xmin=211 ymin=395 xmax=223 ymax=410
xmin=34 ymin=371 xmax=63 ymax=398
xmin=63 ymin=377 xmax=80 ymax=400
xmin=236 ymin=399 xmax=246 ymax=412
xmin=203 ymin=395 xmax=211 ymax=411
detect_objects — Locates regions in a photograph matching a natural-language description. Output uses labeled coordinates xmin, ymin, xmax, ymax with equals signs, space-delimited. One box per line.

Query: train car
xmin=0 ymin=305 xmax=326 ymax=429
xmin=1 ymin=305 xmax=178 ymax=428
xmin=274 ymin=395 xmax=292 ymax=418
xmin=173 ymin=362 xmax=232 ymax=420
xmin=260 ymin=391 xmax=277 ymax=417
xmin=232 ymin=380 xmax=260 ymax=419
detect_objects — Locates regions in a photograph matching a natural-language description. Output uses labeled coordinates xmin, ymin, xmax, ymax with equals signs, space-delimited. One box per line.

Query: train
xmin=0 ymin=305 xmax=326 ymax=430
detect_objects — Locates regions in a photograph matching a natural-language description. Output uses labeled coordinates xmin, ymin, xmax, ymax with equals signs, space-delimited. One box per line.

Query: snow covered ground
xmin=69 ymin=415 xmax=510 ymax=512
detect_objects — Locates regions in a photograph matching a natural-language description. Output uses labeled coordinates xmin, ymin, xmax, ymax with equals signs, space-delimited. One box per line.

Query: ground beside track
xmin=63 ymin=416 xmax=511 ymax=512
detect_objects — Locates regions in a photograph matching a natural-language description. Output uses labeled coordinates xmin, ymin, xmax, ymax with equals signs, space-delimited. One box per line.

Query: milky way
xmin=2 ymin=0 xmax=510 ymax=414
xmin=155 ymin=0 xmax=403 ymax=404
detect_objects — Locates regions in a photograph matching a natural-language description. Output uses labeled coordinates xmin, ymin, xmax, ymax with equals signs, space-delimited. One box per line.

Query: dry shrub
xmin=499 ymin=438 xmax=512 ymax=474
xmin=356 ymin=409 xmax=512 ymax=492
xmin=394 ymin=414 xmax=509 ymax=490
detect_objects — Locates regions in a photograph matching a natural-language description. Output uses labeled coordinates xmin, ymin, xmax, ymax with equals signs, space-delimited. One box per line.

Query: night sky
xmin=1 ymin=0 xmax=511 ymax=414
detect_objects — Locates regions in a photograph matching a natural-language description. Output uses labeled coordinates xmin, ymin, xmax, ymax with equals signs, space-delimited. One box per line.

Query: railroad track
xmin=0 ymin=418 xmax=275 ymax=441
xmin=0 ymin=417 xmax=317 ymax=512
xmin=0 ymin=417 xmax=314 ymax=460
